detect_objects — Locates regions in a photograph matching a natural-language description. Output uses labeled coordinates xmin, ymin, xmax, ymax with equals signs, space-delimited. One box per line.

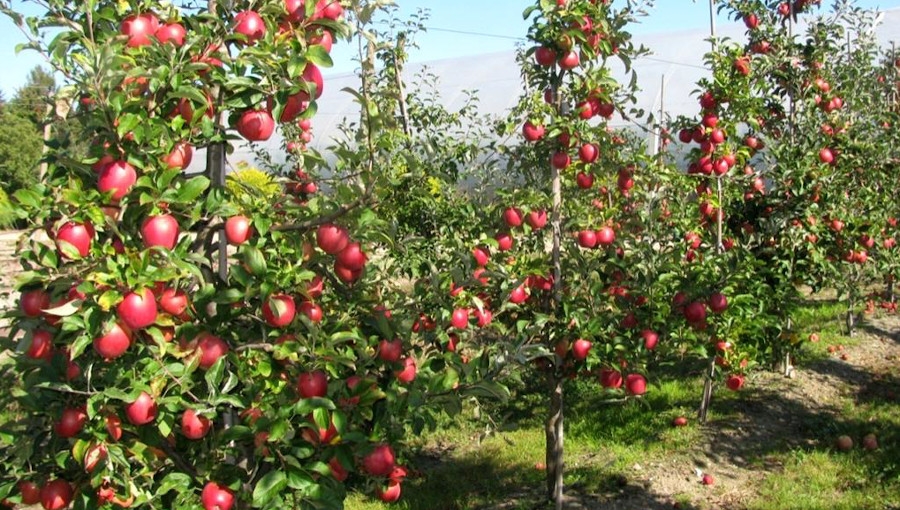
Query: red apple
xmin=576 ymin=172 xmax=594 ymax=189
xmin=641 ymin=329 xmax=659 ymax=350
xmin=236 ymin=109 xmax=275 ymax=141
xmin=121 ymin=13 xmax=159 ymax=48
xmin=503 ymin=207 xmax=523 ymax=228
xmin=596 ymin=226 xmax=615 ymax=246
xmin=280 ymin=90 xmax=310 ymax=123
xmin=336 ymin=242 xmax=367 ymax=270
xmin=155 ymin=23 xmax=186 ymax=46
xmin=309 ymin=29 xmax=334 ymax=52
xmin=106 ymin=414 xmax=123 ymax=442
xmin=198 ymin=334 xmax=229 ymax=370
xmin=299 ymin=301 xmax=323 ymax=323
xmin=163 ymin=141 xmax=193 ymax=169
xmin=329 ymin=457 xmax=349 ymax=481
xmin=94 ymin=321 xmax=132 ymax=360
xmin=472 ymin=246 xmax=490 ymax=267
xmin=558 ymin=50 xmax=579 ymax=69
xmin=496 ymin=232 xmax=514 ymax=251
xmin=298 ymin=370 xmax=328 ymax=398
xmin=818 ymin=147 xmax=834 ymax=164
xmin=98 ymin=160 xmax=137 ymax=201
xmin=474 ymin=307 xmax=492 ymax=327
xmin=56 ymin=221 xmax=94 ymax=259
xmin=599 ymin=368 xmax=623 ymax=389
xmin=262 ymin=294 xmax=296 ymax=327
xmin=572 ymin=338 xmax=592 ymax=360
xmin=181 ymin=409 xmax=211 ymax=440
xmin=625 ymin=373 xmax=647 ymax=395
xmin=302 ymin=63 xmax=324 ymax=99
xmin=316 ymin=224 xmax=349 ymax=254
xmin=451 ymin=308 xmax=469 ymax=329
xmin=142 ymin=214 xmax=179 ymax=250
xmin=201 ymin=482 xmax=235 ymax=510
xmin=862 ymin=433 xmax=878 ymax=450
xmin=334 ymin=261 xmax=363 ymax=284
xmin=683 ymin=301 xmax=707 ymax=324
xmin=376 ymin=481 xmax=402 ymax=503
xmin=125 ymin=391 xmax=158 ymax=425
xmin=535 ymin=46 xmax=556 ymax=66
xmin=725 ymin=374 xmax=745 ymax=391
xmin=396 ymin=357 xmax=417 ymax=383
xmin=577 ymin=229 xmax=597 ymax=248
xmin=159 ymin=288 xmax=189 ymax=316
xmin=526 ymin=210 xmax=547 ymax=230
xmin=234 ymin=10 xmax=265 ymax=42
xmin=117 ymin=288 xmax=158 ymax=330
xmin=18 ymin=481 xmax=41 ymax=505
xmin=509 ymin=285 xmax=528 ymax=304
xmin=701 ymin=473 xmax=714 ymax=485
xmin=378 ymin=338 xmax=403 ymax=363
xmin=20 ymin=289 xmax=50 ymax=317
xmin=672 ymin=416 xmax=688 ymax=427
xmin=743 ymin=13 xmax=759 ymax=29
xmin=578 ymin=143 xmax=599 ymax=163
xmin=835 ymin=435 xmax=853 ymax=451
xmin=708 ymin=292 xmax=728 ymax=314
xmin=522 ymin=121 xmax=545 ymax=141
xmin=39 ymin=479 xmax=73 ymax=510
xmin=551 ymin=151 xmax=571 ymax=169
xmin=54 ymin=407 xmax=87 ymax=438
xmin=362 ymin=444 xmax=396 ymax=477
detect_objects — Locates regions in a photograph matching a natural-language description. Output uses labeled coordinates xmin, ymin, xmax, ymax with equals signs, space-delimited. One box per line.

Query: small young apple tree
xmin=0 ymin=1 xmax=488 ymax=508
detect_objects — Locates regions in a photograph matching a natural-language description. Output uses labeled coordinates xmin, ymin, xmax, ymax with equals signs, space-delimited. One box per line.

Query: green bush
xmin=0 ymin=188 xmax=16 ymax=229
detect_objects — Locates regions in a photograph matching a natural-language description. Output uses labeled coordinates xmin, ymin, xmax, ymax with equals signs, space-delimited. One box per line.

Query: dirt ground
xmin=543 ymin=313 xmax=900 ymax=510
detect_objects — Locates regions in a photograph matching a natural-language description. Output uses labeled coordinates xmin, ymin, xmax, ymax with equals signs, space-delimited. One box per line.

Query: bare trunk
xmin=887 ymin=277 xmax=894 ymax=303
xmin=393 ymin=35 xmax=412 ymax=138
xmin=846 ymin=307 xmax=855 ymax=337
xmin=697 ymin=357 xmax=716 ymax=423
xmin=545 ymin=375 xmax=564 ymax=509
xmin=783 ymin=317 xmax=794 ymax=377
xmin=546 ymin=84 xmax=565 ymax=508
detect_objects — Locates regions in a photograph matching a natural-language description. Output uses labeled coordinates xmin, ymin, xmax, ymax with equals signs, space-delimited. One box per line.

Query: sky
xmin=1 ymin=0 xmax=899 ymax=97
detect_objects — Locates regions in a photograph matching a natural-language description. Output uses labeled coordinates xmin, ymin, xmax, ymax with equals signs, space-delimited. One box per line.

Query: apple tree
xmin=418 ymin=0 xmax=708 ymax=506
xmin=0 ymin=0 xmax=490 ymax=508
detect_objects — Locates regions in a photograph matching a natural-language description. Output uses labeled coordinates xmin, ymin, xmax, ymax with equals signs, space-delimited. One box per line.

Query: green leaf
xmin=252 ymin=470 xmax=287 ymax=508
xmin=205 ymin=358 xmax=225 ymax=396
xmin=242 ymin=246 xmax=267 ymax=276
xmin=13 ymin=189 xmax=41 ymax=208
xmin=175 ymin=176 xmax=210 ymax=204
xmin=306 ymin=45 xmax=334 ymax=68
xmin=157 ymin=472 xmax=192 ymax=496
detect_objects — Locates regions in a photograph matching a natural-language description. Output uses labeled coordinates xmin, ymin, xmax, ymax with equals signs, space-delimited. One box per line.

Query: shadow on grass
xmin=859 ymin=321 xmax=900 ymax=345
xmin=399 ymin=447 xmax=700 ymax=510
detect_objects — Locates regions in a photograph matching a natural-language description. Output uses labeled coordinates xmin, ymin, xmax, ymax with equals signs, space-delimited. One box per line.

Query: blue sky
xmin=2 ymin=0 xmax=899 ymax=97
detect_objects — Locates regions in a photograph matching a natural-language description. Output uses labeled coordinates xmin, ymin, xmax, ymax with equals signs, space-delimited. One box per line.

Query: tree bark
xmin=697 ymin=357 xmax=715 ymax=423
xmin=545 ymin=375 xmax=564 ymax=509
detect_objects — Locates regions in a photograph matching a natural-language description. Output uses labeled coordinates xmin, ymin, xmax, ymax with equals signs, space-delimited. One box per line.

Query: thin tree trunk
xmin=783 ymin=317 xmax=793 ymax=377
xmin=846 ymin=307 xmax=855 ymax=337
xmin=697 ymin=358 xmax=715 ymax=423
xmin=393 ymin=34 xmax=411 ymax=138
xmin=546 ymin=84 xmax=565 ymax=508
xmin=545 ymin=375 xmax=564 ymax=509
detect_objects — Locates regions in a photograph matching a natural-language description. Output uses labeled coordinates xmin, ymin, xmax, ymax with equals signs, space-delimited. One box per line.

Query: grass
xmin=345 ymin=301 xmax=900 ymax=510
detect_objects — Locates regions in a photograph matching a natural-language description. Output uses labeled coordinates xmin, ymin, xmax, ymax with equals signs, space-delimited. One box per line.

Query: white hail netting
xmin=189 ymin=7 xmax=900 ymax=174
